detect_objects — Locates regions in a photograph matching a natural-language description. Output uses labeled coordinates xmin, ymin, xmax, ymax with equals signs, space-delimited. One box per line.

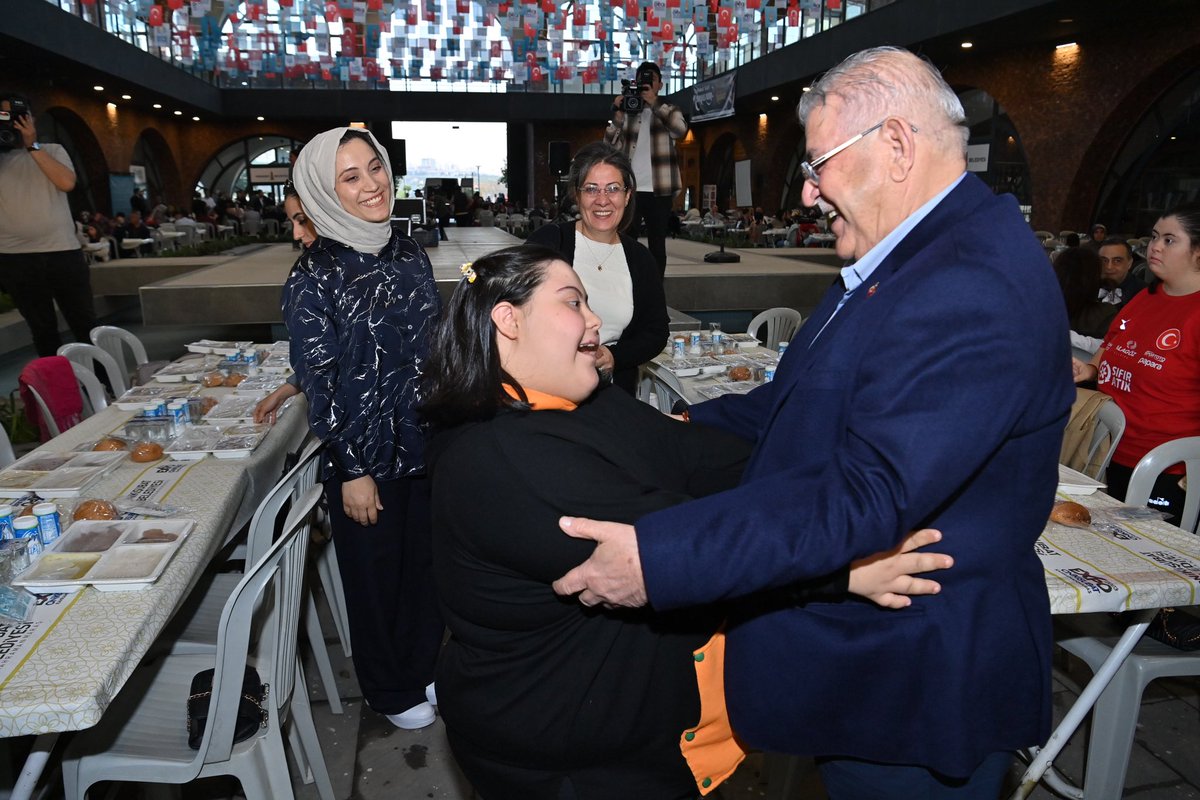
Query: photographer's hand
xmin=15 ymin=112 xmax=75 ymax=192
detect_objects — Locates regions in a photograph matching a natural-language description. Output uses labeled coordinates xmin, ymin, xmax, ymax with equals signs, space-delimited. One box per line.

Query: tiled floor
xmin=2 ymin=234 xmax=1200 ymax=798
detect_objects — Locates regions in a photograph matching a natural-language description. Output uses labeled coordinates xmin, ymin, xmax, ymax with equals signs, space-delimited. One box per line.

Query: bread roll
xmin=224 ymin=373 xmax=247 ymax=387
xmin=1050 ymin=500 xmax=1091 ymax=528
xmin=93 ymin=437 xmax=127 ymax=451
xmin=728 ymin=365 xmax=752 ymax=381
xmin=130 ymin=442 xmax=164 ymax=462
xmin=73 ymin=499 xmax=118 ymax=521
xmin=202 ymin=372 xmax=226 ymax=388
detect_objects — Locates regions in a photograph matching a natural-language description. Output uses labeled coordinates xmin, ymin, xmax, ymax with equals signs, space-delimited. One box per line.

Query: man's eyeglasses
xmin=801 ymin=119 xmax=914 ymax=186
xmin=581 ymin=183 xmax=628 ymax=198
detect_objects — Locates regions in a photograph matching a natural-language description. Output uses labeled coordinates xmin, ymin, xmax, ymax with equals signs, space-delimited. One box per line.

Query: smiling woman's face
xmin=334 ymin=137 xmax=391 ymax=223
xmin=496 ymin=260 xmax=603 ymax=403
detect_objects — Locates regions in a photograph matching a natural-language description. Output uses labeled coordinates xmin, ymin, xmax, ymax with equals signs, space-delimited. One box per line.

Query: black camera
xmin=619 ymin=67 xmax=657 ymax=114
xmin=0 ymin=97 xmax=31 ymax=150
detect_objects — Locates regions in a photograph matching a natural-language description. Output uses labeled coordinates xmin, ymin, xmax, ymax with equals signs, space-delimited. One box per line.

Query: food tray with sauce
xmin=113 ymin=385 xmax=200 ymax=411
xmin=201 ymin=396 xmax=260 ymax=427
xmin=185 ymin=339 xmax=253 ymax=356
xmin=0 ymin=451 xmax=127 ymax=498
xmin=233 ymin=375 xmax=287 ymax=396
xmin=153 ymin=355 xmax=221 ymax=383
xmin=164 ymin=424 xmax=271 ymax=460
xmin=13 ymin=519 xmax=195 ymax=593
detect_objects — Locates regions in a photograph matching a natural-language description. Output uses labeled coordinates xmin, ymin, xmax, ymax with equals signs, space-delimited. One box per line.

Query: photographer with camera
xmin=0 ymin=95 xmax=96 ymax=357
xmin=605 ymin=61 xmax=688 ymax=278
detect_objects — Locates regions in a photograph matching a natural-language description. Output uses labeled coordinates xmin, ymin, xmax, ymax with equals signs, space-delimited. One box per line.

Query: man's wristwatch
xmin=26 ymin=142 xmax=40 ymax=152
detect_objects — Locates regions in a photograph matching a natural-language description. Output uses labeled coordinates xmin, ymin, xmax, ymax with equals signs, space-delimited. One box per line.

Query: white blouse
xmin=572 ymin=230 xmax=634 ymax=346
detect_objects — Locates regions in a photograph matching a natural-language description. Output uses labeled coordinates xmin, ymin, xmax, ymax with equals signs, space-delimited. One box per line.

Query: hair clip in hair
xmin=460 ymin=262 xmax=477 ymax=283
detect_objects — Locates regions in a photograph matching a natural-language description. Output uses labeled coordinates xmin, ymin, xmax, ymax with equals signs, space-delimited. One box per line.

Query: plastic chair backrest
xmin=244 ymin=437 xmax=324 ymax=565
xmin=23 ymin=383 xmax=61 ymax=438
xmin=71 ymin=363 xmax=109 ymax=418
xmin=199 ymin=484 xmax=320 ymax=765
xmin=0 ymin=425 xmax=13 ymax=470
xmin=90 ymin=325 xmax=149 ymax=382
xmin=1084 ymin=400 xmax=1125 ymax=480
xmin=1127 ymin=436 xmax=1200 ymax=534
xmin=58 ymin=342 xmax=128 ymax=396
xmin=747 ymin=307 xmax=804 ymax=350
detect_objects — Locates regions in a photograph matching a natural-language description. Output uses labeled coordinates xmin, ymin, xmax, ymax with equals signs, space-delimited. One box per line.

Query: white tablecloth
xmin=0 ymin=393 xmax=308 ymax=737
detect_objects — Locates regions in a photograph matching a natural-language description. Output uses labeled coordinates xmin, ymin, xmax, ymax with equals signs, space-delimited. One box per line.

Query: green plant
xmin=0 ymin=392 xmax=40 ymax=445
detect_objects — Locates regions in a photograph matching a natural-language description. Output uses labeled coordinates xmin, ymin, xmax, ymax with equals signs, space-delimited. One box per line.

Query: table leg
xmin=1007 ymin=610 xmax=1154 ymax=800
xmin=2 ymin=733 xmax=58 ymax=800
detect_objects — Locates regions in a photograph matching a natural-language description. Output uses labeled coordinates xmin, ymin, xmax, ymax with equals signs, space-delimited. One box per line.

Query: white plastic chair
xmin=0 ymin=425 xmax=14 ymax=469
xmin=71 ymin=363 xmax=109 ymax=419
xmin=22 ymin=384 xmax=60 ymax=438
xmin=61 ymin=485 xmax=332 ymax=800
xmin=1055 ymin=436 xmax=1200 ymax=798
xmin=1084 ymin=401 xmax=1126 ymax=481
xmin=494 ymin=212 xmax=509 ymax=231
xmin=747 ymin=307 xmax=803 ymax=351
xmin=636 ymin=366 xmax=686 ymax=414
xmin=89 ymin=325 xmax=148 ymax=388
xmin=163 ymin=438 xmax=345 ymax=725
xmin=477 ymin=210 xmax=495 ymax=227
xmin=57 ymin=342 xmax=127 ymax=396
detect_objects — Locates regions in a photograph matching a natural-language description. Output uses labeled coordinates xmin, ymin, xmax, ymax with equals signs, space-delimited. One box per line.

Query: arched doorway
xmin=957 ymin=87 xmax=1032 ymax=215
xmin=196 ymin=135 xmax=304 ymax=203
xmin=1094 ymin=65 xmax=1200 ymax=235
xmin=131 ymin=128 xmax=183 ymax=213
xmin=40 ymin=105 xmax=108 ymax=216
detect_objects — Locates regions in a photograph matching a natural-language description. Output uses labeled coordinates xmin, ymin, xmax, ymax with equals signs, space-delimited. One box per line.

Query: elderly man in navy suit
xmin=554 ymin=47 xmax=1075 ymax=798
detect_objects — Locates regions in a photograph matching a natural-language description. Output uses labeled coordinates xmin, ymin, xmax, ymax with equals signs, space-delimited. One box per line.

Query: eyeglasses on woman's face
xmin=580 ymin=183 xmax=628 ymax=198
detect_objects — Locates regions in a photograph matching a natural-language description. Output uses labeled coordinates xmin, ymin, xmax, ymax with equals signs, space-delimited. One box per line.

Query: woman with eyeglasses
xmin=527 ymin=141 xmax=668 ymax=394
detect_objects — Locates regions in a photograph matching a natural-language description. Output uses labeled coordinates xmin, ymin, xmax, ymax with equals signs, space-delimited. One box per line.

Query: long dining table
xmin=0 ymin=378 xmax=309 ymax=797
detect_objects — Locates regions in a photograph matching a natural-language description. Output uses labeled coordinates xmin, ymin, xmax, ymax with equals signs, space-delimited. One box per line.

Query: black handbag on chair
xmin=185 ymin=665 xmax=269 ymax=750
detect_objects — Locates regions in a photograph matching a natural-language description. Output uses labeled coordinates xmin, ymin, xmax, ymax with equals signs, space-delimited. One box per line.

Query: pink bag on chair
xmin=19 ymin=356 xmax=83 ymax=441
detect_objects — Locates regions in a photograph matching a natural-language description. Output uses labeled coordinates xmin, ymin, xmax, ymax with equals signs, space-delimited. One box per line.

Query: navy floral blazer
xmin=281 ymin=224 xmax=441 ymax=482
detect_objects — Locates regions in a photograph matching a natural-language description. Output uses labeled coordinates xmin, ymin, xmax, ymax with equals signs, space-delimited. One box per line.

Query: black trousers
xmin=0 ymin=249 xmax=96 ymax=357
xmin=630 ymin=191 xmax=672 ymax=279
xmin=324 ymin=473 xmax=444 ymax=713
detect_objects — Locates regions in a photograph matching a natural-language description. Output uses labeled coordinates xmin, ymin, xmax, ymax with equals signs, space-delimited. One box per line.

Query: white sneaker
xmin=386 ymin=701 xmax=436 ymax=730
xmin=425 ymin=682 xmax=438 ymax=707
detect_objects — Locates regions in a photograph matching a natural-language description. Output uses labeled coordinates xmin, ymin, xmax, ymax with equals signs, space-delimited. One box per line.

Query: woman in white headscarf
xmin=282 ymin=127 xmax=444 ymax=729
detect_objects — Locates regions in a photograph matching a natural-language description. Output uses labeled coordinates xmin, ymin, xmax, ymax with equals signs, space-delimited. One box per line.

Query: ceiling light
xmin=93 ymin=85 xmax=104 ymax=91
xmin=153 ymin=103 xmax=162 ymax=109
xmin=174 ymin=110 xmax=182 ymax=116
xmin=961 ymin=42 xmax=973 ymax=49
xmin=1056 ymin=42 xmax=1077 ymax=50
xmin=801 ymin=86 xmax=811 ymax=93
xmin=256 ymin=116 xmax=265 ymax=121
xmin=192 ymin=116 xmax=200 ymax=121
xmin=1171 ymin=136 xmax=1178 ymax=141
xmin=770 ymin=95 xmax=779 ymax=101
xmin=1058 ymin=18 xmax=1073 ymax=23
xmin=106 ymin=103 xmax=117 ymax=111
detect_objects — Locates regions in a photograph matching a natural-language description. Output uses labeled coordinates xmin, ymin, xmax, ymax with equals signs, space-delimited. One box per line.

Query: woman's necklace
xmin=579 ymin=230 xmax=619 ymax=271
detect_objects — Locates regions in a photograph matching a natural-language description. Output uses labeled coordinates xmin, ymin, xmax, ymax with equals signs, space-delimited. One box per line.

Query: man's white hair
xmin=797 ymin=46 xmax=968 ymax=156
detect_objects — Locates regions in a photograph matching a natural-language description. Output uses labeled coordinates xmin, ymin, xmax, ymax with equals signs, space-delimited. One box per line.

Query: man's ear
xmin=883 ymin=118 xmax=917 ymax=182
xmin=492 ymin=301 xmax=520 ymax=341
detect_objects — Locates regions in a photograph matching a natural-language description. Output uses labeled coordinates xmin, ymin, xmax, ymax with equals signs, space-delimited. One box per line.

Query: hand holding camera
xmin=0 ymin=98 xmax=34 ymax=150
xmin=612 ymin=65 xmax=659 ymax=116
